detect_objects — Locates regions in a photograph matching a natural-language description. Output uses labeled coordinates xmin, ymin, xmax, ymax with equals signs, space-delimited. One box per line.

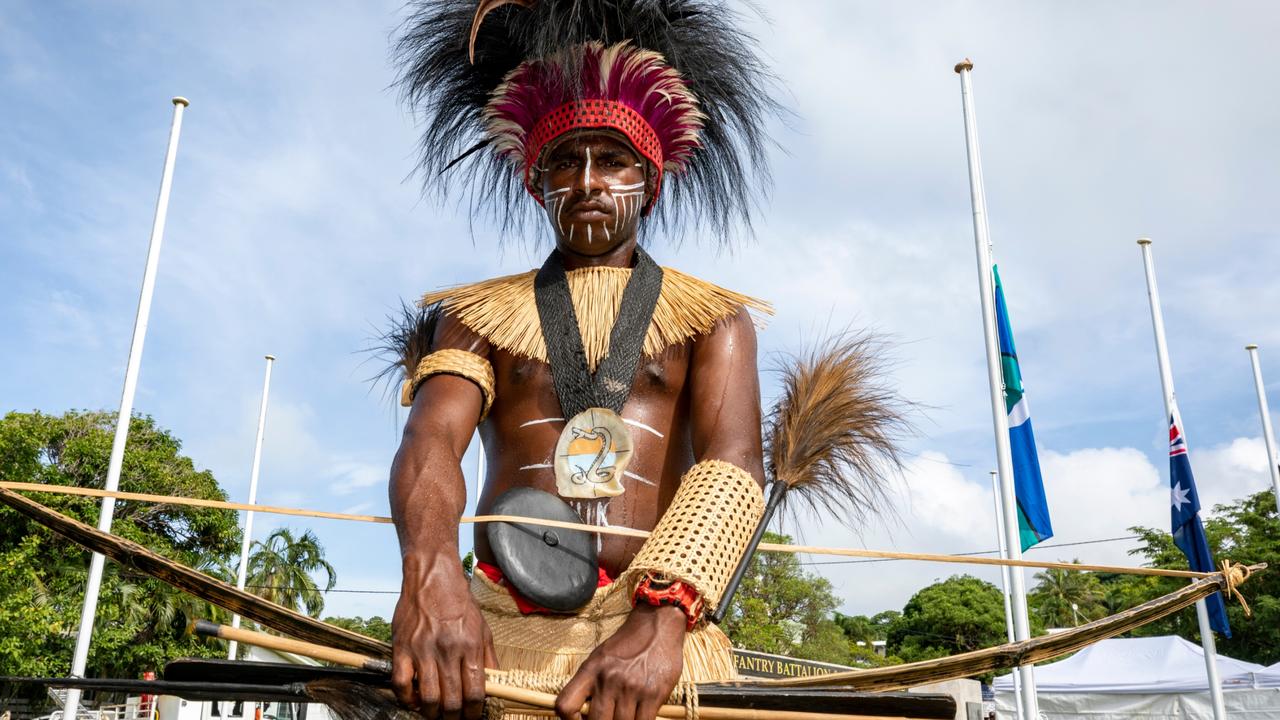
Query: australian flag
xmin=1169 ymin=406 xmax=1231 ymax=636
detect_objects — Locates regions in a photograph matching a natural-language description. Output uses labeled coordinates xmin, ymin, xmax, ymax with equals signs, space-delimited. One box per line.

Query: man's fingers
xmin=391 ymin=652 xmax=418 ymax=709
xmin=437 ymin=652 xmax=465 ymax=720
xmin=586 ymin=684 xmax=614 ymax=720
xmin=636 ymin=694 xmax=664 ymax=720
xmin=415 ymin=659 xmax=441 ymax=719
xmin=555 ymin=669 xmax=594 ymax=720
xmin=611 ymin=696 xmax=638 ymax=720
xmin=461 ymin=653 xmax=487 ymax=720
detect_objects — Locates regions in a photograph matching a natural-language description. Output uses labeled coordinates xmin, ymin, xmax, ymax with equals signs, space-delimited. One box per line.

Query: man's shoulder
xmin=419 ymin=269 xmax=539 ymax=312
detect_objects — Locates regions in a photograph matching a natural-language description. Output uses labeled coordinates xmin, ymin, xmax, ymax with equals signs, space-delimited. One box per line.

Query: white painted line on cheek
xmin=519 ymin=463 xmax=553 ymax=471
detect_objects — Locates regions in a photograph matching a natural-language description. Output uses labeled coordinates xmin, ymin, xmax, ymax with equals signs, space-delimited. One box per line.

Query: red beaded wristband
xmin=633 ymin=576 xmax=704 ymax=630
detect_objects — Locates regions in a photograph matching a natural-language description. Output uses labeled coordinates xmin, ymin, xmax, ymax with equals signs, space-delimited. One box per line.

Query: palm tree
xmin=1030 ymin=559 xmax=1104 ymax=628
xmin=243 ymin=528 xmax=337 ymax=617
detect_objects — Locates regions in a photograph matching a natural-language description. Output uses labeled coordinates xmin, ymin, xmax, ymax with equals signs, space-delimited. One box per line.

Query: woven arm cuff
xmin=624 ymin=459 xmax=764 ymax=621
xmin=400 ymin=349 xmax=496 ymax=419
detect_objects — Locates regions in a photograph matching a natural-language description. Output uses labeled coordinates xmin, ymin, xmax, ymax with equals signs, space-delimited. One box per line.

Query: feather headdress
xmin=393 ymin=0 xmax=782 ymax=246
xmin=486 ymin=40 xmax=704 ymax=210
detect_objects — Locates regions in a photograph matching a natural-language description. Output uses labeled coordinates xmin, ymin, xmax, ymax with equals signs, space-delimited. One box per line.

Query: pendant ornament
xmin=534 ymin=249 xmax=663 ymax=502
xmin=554 ymin=408 xmax=633 ymax=498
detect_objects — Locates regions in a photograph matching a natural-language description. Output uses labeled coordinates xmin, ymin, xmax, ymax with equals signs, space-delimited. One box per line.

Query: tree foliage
xmin=885 ymin=575 xmax=1012 ymax=680
xmin=834 ymin=610 xmax=899 ymax=645
xmin=0 ymin=410 xmax=242 ymax=694
xmin=1099 ymin=489 xmax=1280 ymax=664
xmin=722 ymin=532 xmax=862 ymax=666
xmin=245 ymin=527 xmax=337 ymax=617
xmin=1028 ymin=560 xmax=1107 ymax=629
xmin=323 ymin=615 xmax=393 ymax=643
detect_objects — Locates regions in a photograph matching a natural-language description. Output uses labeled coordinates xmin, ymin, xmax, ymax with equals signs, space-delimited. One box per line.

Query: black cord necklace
xmin=533 ymin=247 xmax=664 ymax=418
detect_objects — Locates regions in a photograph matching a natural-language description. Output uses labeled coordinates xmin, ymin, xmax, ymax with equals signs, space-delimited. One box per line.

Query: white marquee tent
xmin=992 ymin=636 xmax=1280 ymax=719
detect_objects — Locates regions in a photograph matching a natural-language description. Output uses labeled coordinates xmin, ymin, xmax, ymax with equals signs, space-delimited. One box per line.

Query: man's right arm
xmin=389 ymin=314 xmax=496 ymax=720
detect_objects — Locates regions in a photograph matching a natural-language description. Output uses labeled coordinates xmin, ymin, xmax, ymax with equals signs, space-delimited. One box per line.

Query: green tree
xmin=1108 ymin=489 xmax=1279 ymax=664
xmin=722 ymin=532 xmax=857 ymax=665
xmin=0 ymin=410 xmax=240 ymax=694
xmin=834 ymin=609 xmax=899 ymax=644
xmin=834 ymin=612 xmax=877 ymax=645
xmin=886 ymin=575 xmax=1011 ymax=680
xmin=1028 ymin=560 xmax=1106 ymax=628
xmin=324 ymin=615 xmax=393 ymax=643
xmin=244 ymin=527 xmax=337 ymax=617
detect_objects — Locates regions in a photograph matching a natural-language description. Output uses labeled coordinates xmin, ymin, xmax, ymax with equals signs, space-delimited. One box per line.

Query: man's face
xmin=538 ymin=131 xmax=651 ymax=257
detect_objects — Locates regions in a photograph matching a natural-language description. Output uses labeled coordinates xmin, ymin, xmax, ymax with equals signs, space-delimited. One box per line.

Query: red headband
xmin=484 ymin=41 xmax=703 ymax=214
xmin=524 ymin=100 xmax=665 ymax=211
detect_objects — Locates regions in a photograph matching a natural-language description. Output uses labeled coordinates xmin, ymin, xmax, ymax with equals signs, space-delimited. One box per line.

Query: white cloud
xmin=24 ymin=289 xmax=103 ymax=351
xmin=1191 ymin=436 xmax=1277 ymax=511
xmin=1035 ymin=447 xmax=1167 ymax=565
xmin=328 ymin=460 xmax=388 ymax=496
xmin=894 ymin=451 xmax=991 ymax=540
xmin=778 ymin=451 xmax=1008 ymax=616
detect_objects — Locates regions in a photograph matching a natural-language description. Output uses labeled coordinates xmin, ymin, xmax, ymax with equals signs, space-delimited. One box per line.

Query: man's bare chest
xmin=492 ymin=343 xmax=691 ymax=406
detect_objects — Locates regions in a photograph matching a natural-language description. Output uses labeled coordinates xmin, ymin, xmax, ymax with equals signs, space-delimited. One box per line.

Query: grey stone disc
xmin=486 ymin=487 xmax=599 ymax=612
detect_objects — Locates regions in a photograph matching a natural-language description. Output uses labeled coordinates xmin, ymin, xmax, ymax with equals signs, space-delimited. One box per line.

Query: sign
xmin=732 ymin=649 xmax=855 ymax=679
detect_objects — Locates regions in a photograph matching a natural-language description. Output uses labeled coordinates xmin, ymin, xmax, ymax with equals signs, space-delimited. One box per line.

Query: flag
xmin=994 ymin=266 xmax=1054 ymax=551
xmin=1168 ymin=406 xmax=1231 ymax=636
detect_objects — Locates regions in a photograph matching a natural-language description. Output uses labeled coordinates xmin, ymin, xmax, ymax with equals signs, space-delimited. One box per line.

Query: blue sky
xmin=3 ymin=2 xmax=1279 ymax=622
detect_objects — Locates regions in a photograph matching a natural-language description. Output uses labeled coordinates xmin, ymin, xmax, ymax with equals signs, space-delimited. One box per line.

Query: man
xmin=386 ymin=3 xmax=780 ymax=719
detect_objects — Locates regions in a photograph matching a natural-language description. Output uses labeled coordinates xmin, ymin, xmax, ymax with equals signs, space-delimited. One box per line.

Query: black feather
xmin=391 ymin=0 xmax=785 ymax=248
xmin=368 ymin=300 xmax=443 ymax=400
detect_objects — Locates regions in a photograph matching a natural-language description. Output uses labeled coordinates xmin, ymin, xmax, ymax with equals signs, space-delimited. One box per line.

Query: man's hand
xmin=391 ymin=553 xmax=498 ymax=720
xmin=555 ymin=604 xmax=686 ymax=720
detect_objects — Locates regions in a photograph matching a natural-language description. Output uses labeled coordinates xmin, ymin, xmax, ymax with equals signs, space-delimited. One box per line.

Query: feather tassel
xmin=767 ymin=331 xmax=913 ymax=528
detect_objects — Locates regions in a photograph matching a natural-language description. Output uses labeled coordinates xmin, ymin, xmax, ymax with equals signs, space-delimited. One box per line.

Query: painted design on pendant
xmin=554 ymin=407 xmax=633 ymax=499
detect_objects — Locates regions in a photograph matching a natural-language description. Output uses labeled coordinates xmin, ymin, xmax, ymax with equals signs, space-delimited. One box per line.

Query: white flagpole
xmin=1136 ymin=238 xmax=1226 ymax=720
xmin=1244 ymin=344 xmax=1280 ymax=517
xmin=954 ymin=60 xmax=1039 ymax=720
xmin=991 ymin=471 xmax=1024 ymax=720
xmin=63 ymin=96 xmax=189 ymax=719
xmin=228 ymin=354 xmax=276 ymax=659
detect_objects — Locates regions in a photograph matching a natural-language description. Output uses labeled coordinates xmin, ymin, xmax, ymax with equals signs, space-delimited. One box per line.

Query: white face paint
xmin=607 ymin=180 xmax=647 ymax=236
xmin=545 ymin=186 xmax=572 ymax=239
xmin=542 ymin=144 xmax=648 ymax=247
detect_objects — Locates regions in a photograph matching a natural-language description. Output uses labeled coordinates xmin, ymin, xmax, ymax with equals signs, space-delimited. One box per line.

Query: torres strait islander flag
xmin=1168 ymin=406 xmax=1231 ymax=636
xmin=993 ymin=266 xmax=1054 ymax=551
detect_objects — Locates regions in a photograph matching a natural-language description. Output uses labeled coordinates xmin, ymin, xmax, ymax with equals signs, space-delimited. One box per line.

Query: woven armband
xmin=625 ymin=459 xmax=764 ymax=622
xmin=400 ymin=349 xmax=496 ymax=419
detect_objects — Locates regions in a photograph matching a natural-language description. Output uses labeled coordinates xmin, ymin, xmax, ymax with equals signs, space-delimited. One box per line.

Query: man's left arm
xmin=555 ymin=308 xmax=764 ymax=720
xmin=685 ymin=306 xmax=766 ymax=482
